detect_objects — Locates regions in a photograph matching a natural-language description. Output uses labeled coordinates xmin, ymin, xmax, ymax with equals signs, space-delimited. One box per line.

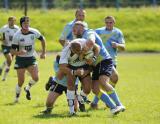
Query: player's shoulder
xmin=29 ymin=27 xmax=40 ymax=34
xmin=113 ymin=27 xmax=123 ymax=34
xmin=95 ymin=27 xmax=105 ymax=31
xmin=0 ymin=24 xmax=8 ymax=30
xmin=14 ymin=25 xmax=20 ymax=30
xmin=14 ymin=29 xmax=21 ymax=36
xmin=67 ymin=20 xmax=75 ymax=26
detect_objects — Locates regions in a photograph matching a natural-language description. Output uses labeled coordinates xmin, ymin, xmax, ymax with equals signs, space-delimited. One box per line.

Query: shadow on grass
xmin=4 ymin=102 xmax=19 ymax=106
xmin=33 ymin=112 xmax=91 ymax=119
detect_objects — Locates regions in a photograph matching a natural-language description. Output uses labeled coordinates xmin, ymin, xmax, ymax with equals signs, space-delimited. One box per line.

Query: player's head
xmin=105 ymin=16 xmax=115 ymax=30
xmin=8 ymin=16 xmax=16 ymax=27
xmin=70 ymin=40 xmax=82 ymax=55
xmin=20 ymin=16 xmax=30 ymax=30
xmin=73 ymin=21 xmax=85 ymax=38
xmin=75 ymin=9 xmax=86 ymax=21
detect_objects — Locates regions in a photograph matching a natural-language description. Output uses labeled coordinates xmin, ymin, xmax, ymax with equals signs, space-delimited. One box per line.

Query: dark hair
xmin=20 ymin=16 xmax=29 ymax=27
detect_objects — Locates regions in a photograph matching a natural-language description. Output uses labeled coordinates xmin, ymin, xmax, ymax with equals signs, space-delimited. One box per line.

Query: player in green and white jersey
xmin=0 ymin=16 xmax=19 ymax=81
xmin=11 ymin=16 xmax=46 ymax=102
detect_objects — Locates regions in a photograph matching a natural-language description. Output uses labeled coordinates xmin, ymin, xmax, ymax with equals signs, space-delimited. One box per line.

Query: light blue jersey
xmin=95 ymin=27 xmax=125 ymax=65
xmin=53 ymin=60 xmax=79 ymax=87
xmin=53 ymin=61 xmax=67 ymax=87
xmin=60 ymin=19 xmax=88 ymax=41
xmin=82 ymin=29 xmax=112 ymax=65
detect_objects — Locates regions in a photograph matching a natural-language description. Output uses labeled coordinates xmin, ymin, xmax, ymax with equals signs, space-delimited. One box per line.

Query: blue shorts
xmin=92 ymin=59 xmax=113 ymax=80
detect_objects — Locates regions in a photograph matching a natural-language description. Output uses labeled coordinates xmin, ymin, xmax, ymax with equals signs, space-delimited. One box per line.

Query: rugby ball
xmin=84 ymin=50 xmax=94 ymax=60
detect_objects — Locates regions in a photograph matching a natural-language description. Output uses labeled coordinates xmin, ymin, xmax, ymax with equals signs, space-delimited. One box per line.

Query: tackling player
xmin=59 ymin=8 xmax=88 ymax=47
xmin=91 ymin=16 xmax=126 ymax=109
xmin=68 ymin=21 xmax=125 ymax=115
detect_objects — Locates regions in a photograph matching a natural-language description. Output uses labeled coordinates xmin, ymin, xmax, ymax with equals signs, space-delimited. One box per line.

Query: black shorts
xmin=68 ymin=64 xmax=90 ymax=70
xmin=68 ymin=64 xmax=91 ymax=81
xmin=50 ymin=81 xmax=67 ymax=94
xmin=14 ymin=56 xmax=37 ymax=69
xmin=92 ymin=59 xmax=113 ymax=80
xmin=1 ymin=45 xmax=11 ymax=55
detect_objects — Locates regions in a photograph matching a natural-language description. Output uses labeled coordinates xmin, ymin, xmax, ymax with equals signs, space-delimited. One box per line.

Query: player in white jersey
xmin=0 ymin=16 xmax=19 ymax=81
xmin=11 ymin=16 xmax=46 ymax=102
xmin=59 ymin=8 xmax=88 ymax=47
xmin=58 ymin=39 xmax=100 ymax=115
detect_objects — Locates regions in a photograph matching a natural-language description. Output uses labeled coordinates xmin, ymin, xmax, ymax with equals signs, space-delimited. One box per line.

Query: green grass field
xmin=0 ymin=7 xmax=160 ymax=52
xmin=0 ymin=53 xmax=160 ymax=124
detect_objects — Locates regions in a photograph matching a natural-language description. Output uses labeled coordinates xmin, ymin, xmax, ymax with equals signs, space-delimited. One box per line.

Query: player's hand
xmin=40 ymin=52 xmax=46 ymax=59
xmin=85 ymin=58 xmax=94 ymax=65
xmin=111 ymin=42 xmax=118 ymax=48
xmin=18 ymin=49 xmax=27 ymax=55
xmin=75 ymin=68 xmax=84 ymax=76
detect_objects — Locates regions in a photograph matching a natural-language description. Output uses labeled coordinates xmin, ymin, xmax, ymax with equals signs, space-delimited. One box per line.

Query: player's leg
xmin=25 ymin=65 xmax=39 ymax=100
xmin=0 ymin=45 xmax=7 ymax=75
xmin=2 ymin=53 xmax=12 ymax=81
xmin=15 ymin=68 xmax=25 ymax=102
xmin=110 ymin=67 xmax=119 ymax=87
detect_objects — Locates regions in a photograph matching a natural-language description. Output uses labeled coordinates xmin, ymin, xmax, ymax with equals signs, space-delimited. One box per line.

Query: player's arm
xmin=111 ymin=31 xmax=125 ymax=51
xmin=38 ymin=36 xmax=46 ymax=59
xmin=111 ymin=42 xmax=125 ymax=51
xmin=59 ymin=24 xmax=70 ymax=47
xmin=84 ymin=32 xmax=96 ymax=52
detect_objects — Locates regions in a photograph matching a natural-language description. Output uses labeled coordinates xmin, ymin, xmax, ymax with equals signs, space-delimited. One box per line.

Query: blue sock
xmin=98 ymin=91 xmax=116 ymax=109
xmin=108 ymin=90 xmax=122 ymax=106
xmin=92 ymin=96 xmax=99 ymax=104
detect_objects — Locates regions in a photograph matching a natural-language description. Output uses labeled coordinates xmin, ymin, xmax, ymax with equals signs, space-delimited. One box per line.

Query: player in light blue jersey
xmin=42 ymin=55 xmax=83 ymax=114
xmin=91 ymin=16 xmax=126 ymax=109
xmin=59 ymin=8 xmax=88 ymax=47
xmin=71 ymin=21 xmax=125 ymax=115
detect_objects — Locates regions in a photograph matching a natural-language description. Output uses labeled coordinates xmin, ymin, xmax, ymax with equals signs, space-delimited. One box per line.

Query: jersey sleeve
xmin=35 ymin=30 xmax=42 ymax=39
xmin=12 ymin=33 xmax=19 ymax=45
xmin=87 ymin=31 xmax=96 ymax=43
xmin=117 ymin=31 xmax=125 ymax=44
xmin=59 ymin=45 xmax=71 ymax=64
xmin=59 ymin=24 xmax=71 ymax=41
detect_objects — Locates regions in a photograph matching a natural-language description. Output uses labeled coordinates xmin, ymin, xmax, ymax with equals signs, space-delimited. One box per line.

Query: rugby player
xmin=0 ymin=16 xmax=19 ymax=81
xmin=91 ymin=16 xmax=126 ymax=108
xmin=11 ymin=16 xmax=46 ymax=102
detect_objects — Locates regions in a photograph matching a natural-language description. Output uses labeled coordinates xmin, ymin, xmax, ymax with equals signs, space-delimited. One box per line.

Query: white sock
xmin=80 ymin=90 xmax=87 ymax=97
xmin=25 ymin=79 xmax=36 ymax=90
xmin=67 ymin=90 xmax=75 ymax=114
xmin=2 ymin=66 xmax=10 ymax=80
xmin=16 ymin=84 xmax=21 ymax=95
xmin=1 ymin=61 xmax=6 ymax=69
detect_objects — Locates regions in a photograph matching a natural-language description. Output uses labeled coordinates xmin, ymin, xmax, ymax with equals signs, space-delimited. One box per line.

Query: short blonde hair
xmin=8 ymin=16 xmax=16 ymax=21
xmin=105 ymin=16 xmax=116 ymax=23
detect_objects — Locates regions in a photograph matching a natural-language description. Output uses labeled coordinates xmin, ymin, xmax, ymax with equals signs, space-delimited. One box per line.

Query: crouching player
xmin=41 ymin=55 xmax=79 ymax=114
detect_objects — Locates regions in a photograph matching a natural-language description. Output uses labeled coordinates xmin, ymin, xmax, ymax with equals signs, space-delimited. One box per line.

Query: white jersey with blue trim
xmin=12 ymin=27 xmax=43 ymax=57
xmin=95 ymin=27 xmax=125 ymax=65
xmin=0 ymin=24 xmax=19 ymax=46
xmin=82 ymin=29 xmax=112 ymax=64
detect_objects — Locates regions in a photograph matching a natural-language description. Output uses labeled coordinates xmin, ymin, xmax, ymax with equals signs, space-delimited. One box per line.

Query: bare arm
xmin=111 ymin=42 xmax=125 ymax=51
xmin=40 ymin=38 xmax=46 ymax=59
